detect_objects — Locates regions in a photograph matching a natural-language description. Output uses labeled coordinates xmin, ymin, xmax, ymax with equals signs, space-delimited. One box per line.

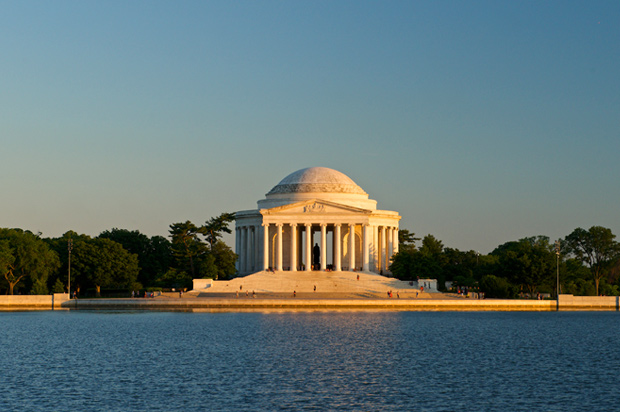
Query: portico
xmin=235 ymin=167 xmax=401 ymax=276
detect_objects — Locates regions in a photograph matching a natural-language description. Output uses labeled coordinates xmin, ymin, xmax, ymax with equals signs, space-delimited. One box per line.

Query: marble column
xmin=305 ymin=223 xmax=312 ymax=271
xmin=290 ymin=223 xmax=297 ymax=272
xmin=381 ymin=226 xmax=387 ymax=273
xmin=235 ymin=227 xmax=240 ymax=272
xmin=239 ymin=227 xmax=245 ymax=273
xmin=387 ymin=227 xmax=393 ymax=270
xmin=297 ymin=227 xmax=303 ymax=270
xmin=372 ymin=225 xmax=378 ymax=273
xmin=246 ymin=225 xmax=253 ymax=273
xmin=262 ymin=223 xmax=269 ymax=271
xmin=334 ymin=224 xmax=342 ymax=271
xmin=254 ymin=227 xmax=259 ymax=271
xmin=276 ymin=223 xmax=283 ymax=271
xmin=320 ymin=224 xmax=327 ymax=271
xmin=393 ymin=228 xmax=399 ymax=255
xmin=362 ymin=224 xmax=370 ymax=271
xmin=349 ymin=223 xmax=356 ymax=271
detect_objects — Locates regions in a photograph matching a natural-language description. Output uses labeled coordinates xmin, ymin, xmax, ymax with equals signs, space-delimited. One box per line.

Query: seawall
xmin=62 ymin=297 xmax=556 ymax=311
xmin=558 ymin=294 xmax=620 ymax=311
xmin=0 ymin=294 xmax=71 ymax=311
xmin=2 ymin=294 xmax=618 ymax=312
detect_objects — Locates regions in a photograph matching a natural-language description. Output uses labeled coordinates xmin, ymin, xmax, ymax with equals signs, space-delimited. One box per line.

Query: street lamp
xmin=555 ymin=240 xmax=560 ymax=310
xmin=68 ymin=238 xmax=73 ymax=298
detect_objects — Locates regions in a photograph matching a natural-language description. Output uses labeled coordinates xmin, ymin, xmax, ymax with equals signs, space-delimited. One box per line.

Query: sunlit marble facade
xmin=235 ymin=167 xmax=401 ymax=275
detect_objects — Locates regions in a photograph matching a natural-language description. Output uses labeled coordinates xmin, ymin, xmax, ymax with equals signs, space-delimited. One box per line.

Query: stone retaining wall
xmin=63 ymin=298 xmax=556 ymax=311
xmin=558 ymin=294 xmax=619 ymax=311
xmin=3 ymin=294 xmax=619 ymax=311
xmin=0 ymin=294 xmax=71 ymax=310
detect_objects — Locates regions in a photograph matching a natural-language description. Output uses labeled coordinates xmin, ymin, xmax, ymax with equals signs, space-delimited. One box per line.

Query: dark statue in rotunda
xmin=313 ymin=243 xmax=320 ymax=270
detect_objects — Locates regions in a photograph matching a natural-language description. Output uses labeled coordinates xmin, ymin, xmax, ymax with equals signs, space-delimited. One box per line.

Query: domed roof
xmin=267 ymin=167 xmax=367 ymax=195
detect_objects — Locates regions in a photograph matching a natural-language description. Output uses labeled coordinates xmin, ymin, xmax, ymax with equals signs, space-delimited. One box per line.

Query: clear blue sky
xmin=1 ymin=0 xmax=618 ymax=253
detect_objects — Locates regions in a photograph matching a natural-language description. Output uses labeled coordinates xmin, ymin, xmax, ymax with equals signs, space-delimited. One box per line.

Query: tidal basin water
xmin=1 ymin=310 xmax=618 ymax=412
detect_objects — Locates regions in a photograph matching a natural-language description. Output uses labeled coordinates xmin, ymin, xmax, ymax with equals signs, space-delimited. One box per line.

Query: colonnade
xmin=235 ymin=222 xmax=399 ymax=275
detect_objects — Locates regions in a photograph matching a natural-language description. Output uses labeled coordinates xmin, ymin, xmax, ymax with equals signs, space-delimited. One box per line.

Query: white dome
xmin=267 ymin=167 xmax=367 ymax=195
xmin=258 ymin=167 xmax=376 ymax=210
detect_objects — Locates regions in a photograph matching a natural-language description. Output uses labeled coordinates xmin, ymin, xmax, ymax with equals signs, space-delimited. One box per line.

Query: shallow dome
xmin=267 ymin=167 xmax=367 ymax=195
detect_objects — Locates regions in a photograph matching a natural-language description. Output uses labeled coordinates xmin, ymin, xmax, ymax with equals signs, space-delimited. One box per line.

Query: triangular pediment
xmin=260 ymin=199 xmax=371 ymax=216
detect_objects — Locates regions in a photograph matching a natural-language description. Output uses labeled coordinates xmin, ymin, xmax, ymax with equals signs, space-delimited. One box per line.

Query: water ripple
xmin=0 ymin=311 xmax=618 ymax=411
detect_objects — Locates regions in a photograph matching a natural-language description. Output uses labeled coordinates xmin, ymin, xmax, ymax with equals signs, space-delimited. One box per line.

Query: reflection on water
xmin=0 ymin=311 xmax=618 ymax=411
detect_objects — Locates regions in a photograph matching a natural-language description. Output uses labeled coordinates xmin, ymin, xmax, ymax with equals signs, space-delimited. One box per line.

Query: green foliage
xmin=479 ymin=275 xmax=518 ymax=299
xmin=210 ymin=240 xmax=237 ymax=280
xmin=45 ymin=231 xmax=90 ymax=294
xmin=31 ymin=278 xmax=49 ymax=295
xmin=99 ymin=229 xmax=173 ymax=287
xmin=398 ymin=229 xmax=420 ymax=253
xmin=169 ymin=214 xmax=238 ymax=280
xmin=453 ymin=275 xmax=476 ymax=288
xmin=6 ymin=220 xmax=616 ymax=301
xmin=443 ymin=248 xmax=479 ymax=287
xmin=155 ymin=269 xmax=193 ymax=290
xmin=169 ymin=221 xmax=206 ymax=278
xmin=0 ymin=229 xmax=60 ymax=295
xmin=0 ymin=240 xmax=16 ymax=291
xmin=391 ymin=233 xmax=484 ymax=291
xmin=52 ymin=278 xmax=66 ymax=293
xmin=599 ymin=279 xmax=620 ymax=296
xmin=420 ymin=234 xmax=444 ymax=256
xmin=202 ymin=212 xmax=236 ymax=251
xmin=70 ymin=236 xmax=139 ymax=296
xmin=390 ymin=249 xmax=418 ymax=280
xmin=491 ymin=236 xmax=555 ymax=295
xmin=564 ymin=226 xmax=620 ymax=295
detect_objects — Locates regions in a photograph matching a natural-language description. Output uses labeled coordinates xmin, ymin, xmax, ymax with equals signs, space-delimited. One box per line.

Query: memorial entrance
xmin=235 ymin=167 xmax=401 ymax=275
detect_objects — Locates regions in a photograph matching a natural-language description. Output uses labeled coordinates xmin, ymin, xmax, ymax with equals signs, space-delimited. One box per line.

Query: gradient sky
xmin=1 ymin=0 xmax=619 ymax=254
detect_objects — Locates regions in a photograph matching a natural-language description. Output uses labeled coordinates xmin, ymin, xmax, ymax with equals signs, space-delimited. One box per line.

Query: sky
xmin=1 ymin=0 xmax=619 ymax=254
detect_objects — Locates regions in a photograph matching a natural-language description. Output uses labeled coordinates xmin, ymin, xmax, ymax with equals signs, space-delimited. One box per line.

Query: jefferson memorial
xmin=235 ymin=167 xmax=401 ymax=276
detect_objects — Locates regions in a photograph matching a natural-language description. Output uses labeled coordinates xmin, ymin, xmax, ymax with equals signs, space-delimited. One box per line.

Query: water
xmin=0 ymin=311 xmax=618 ymax=412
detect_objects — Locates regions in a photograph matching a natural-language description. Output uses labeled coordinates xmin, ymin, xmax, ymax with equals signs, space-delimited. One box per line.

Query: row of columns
xmin=236 ymin=223 xmax=399 ymax=274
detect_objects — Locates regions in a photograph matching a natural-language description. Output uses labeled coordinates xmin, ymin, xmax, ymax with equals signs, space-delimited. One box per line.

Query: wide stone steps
xmin=194 ymin=270 xmax=423 ymax=297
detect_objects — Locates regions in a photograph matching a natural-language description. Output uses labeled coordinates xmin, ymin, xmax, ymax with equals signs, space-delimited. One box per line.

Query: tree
xmin=398 ymin=229 xmax=420 ymax=253
xmin=390 ymin=249 xmax=418 ymax=280
xmin=52 ymin=278 xmax=66 ymax=293
xmin=479 ymin=275 xmax=518 ymax=299
xmin=71 ymin=237 xmax=139 ymax=296
xmin=420 ymin=234 xmax=444 ymax=256
xmin=390 ymin=234 xmax=446 ymax=284
xmin=564 ymin=226 xmax=620 ymax=296
xmin=45 ymin=231 xmax=91 ymax=294
xmin=210 ymin=240 xmax=237 ymax=280
xmin=490 ymin=237 xmax=555 ymax=296
xmin=0 ymin=229 xmax=60 ymax=295
xmin=169 ymin=221 xmax=206 ymax=278
xmin=169 ymin=216 xmax=238 ymax=280
xmin=443 ymin=248 xmax=479 ymax=287
xmin=0 ymin=240 xmax=17 ymax=294
xmin=201 ymin=212 xmax=235 ymax=251
xmin=154 ymin=268 xmax=193 ymax=290
xmin=99 ymin=229 xmax=173 ymax=288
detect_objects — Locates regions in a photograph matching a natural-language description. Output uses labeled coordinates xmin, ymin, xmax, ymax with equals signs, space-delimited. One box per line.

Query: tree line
xmin=390 ymin=226 xmax=620 ymax=298
xmin=3 ymin=216 xmax=618 ymax=298
xmin=0 ymin=213 xmax=236 ymax=296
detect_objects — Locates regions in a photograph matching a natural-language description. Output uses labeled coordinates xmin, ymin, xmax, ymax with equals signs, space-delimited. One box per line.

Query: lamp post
xmin=68 ymin=238 xmax=73 ymax=298
xmin=555 ymin=240 xmax=560 ymax=310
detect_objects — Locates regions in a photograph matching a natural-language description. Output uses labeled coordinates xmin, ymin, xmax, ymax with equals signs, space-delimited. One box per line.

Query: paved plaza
xmin=186 ymin=270 xmax=445 ymax=299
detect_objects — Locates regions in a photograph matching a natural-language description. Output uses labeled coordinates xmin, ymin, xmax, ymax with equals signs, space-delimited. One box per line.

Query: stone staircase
xmin=189 ymin=270 xmax=432 ymax=298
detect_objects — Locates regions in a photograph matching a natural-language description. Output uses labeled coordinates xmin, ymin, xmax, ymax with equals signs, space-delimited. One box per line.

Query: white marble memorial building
xmin=235 ymin=167 xmax=401 ymax=276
